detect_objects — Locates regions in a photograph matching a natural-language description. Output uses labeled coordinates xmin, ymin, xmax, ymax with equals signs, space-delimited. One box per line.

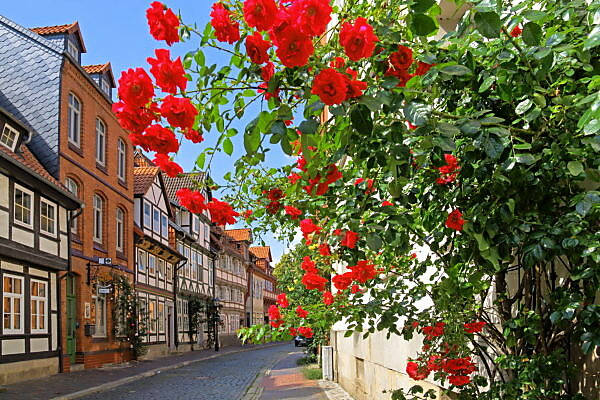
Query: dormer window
xmin=67 ymin=40 xmax=79 ymax=60
xmin=0 ymin=124 xmax=19 ymax=151
xmin=100 ymin=78 xmax=111 ymax=96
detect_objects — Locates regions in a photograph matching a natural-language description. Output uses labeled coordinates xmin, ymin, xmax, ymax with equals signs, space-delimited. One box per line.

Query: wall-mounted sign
xmin=98 ymin=258 xmax=112 ymax=265
xmin=97 ymin=286 xmax=112 ymax=295
xmin=84 ymin=302 xmax=91 ymax=319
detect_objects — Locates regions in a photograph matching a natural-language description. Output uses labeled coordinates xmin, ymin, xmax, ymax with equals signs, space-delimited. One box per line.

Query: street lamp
xmin=213 ymin=297 xmax=221 ymax=352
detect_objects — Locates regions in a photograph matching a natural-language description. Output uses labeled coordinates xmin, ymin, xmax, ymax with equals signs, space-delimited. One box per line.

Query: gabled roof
xmin=133 ymin=166 xmax=159 ymax=196
xmin=83 ymin=62 xmax=115 ymax=87
xmin=225 ymin=228 xmax=252 ymax=242
xmin=163 ymin=172 xmax=207 ymax=207
xmin=30 ymin=21 xmax=86 ymax=52
xmin=250 ymin=246 xmax=272 ymax=262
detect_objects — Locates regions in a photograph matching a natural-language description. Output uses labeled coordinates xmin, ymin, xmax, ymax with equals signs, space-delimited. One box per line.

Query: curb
xmin=240 ymin=349 xmax=292 ymax=400
xmin=318 ymin=380 xmax=355 ymax=400
xmin=49 ymin=342 xmax=288 ymax=400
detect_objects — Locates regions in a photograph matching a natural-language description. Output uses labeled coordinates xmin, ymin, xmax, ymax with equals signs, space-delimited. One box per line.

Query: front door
xmin=66 ymin=275 xmax=77 ymax=364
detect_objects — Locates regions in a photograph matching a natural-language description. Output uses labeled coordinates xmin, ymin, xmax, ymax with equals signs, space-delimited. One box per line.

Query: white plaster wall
xmin=0 ymin=174 xmax=8 ymax=207
xmin=1 ymin=260 xmax=23 ymax=273
xmin=30 ymin=337 xmax=49 ymax=352
xmin=0 ymin=209 xmax=8 ymax=238
xmin=59 ymin=233 xmax=68 ymax=259
xmin=12 ymin=227 xmax=34 ymax=247
xmin=29 ymin=267 xmax=48 ymax=278
xmin=2 ymin=339 xmax=25 ymax=355
xmin=39 ymin=236 xmax=58 ymax=255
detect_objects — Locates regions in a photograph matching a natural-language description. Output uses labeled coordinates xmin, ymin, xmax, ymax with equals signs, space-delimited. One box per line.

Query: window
xmin=67 ymin=40 xmax=79 ymax=60
xmin=148 ymin=300 xmax=156 ymax=333
xmin=116 ymin=208 xmax=124 ymax=252
xmin=0 ymin=123 xmax=18 ymax=150
xmin=184 ymin=246 xmax=190 ymax=278
xmin=139 ymin=298 xmax=147 ymax=330
xmin=153 ymin=208 xmax=160 ymax=233
xmin=181 ymin=299 xmax=188 ymax=332
xmin=64 ymin=178 xmax=79 ymax=233
xmin=157 ymin=258 xmax=165 ymax=279
xmin=143 ymin=202 xmax=151 ymax=228
xmin=158 ymin=303 xmax=164 ymax=333
xmin=138 ymin=249 xmax=146 ymax=272
xmin=117 ymin=139 xmax=126 ymax=181
xmin=68 ymin=93 xmax=81 ymax=146
xmin=148 ymin=254 xmax=156 ymax=276
xmin=101 ymin=77 xmax=111 ymax=96
xmin=30 ymin=280 xmax=47 ymax=333
xmin=204 ymin=225 xmax=209 ymax=243
xmin=166 ymin=262 xmax=173 ymax=282
xmin=192 ymin=215 xmax=199 ymax=233
xmin=95 ymin=118 xmax=106 ymax=165
xmin=94 ymin=295 xmax=107 ymax=337
xmin=14 ymin=185 xmax=33 ymax=228
xmin=40 ymin=199 xmax=56 ymax=236
xmin=3 ymin=275 xmax=23 ymax=334
xmin=161 ymin=214 xmax=168 ymax=238
xmin=93 ymin=194 xmax=103 ymax=243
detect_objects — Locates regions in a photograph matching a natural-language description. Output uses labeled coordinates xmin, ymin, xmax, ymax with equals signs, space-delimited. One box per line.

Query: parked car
xmin=294 ymin=336 xmax=313 ymax=347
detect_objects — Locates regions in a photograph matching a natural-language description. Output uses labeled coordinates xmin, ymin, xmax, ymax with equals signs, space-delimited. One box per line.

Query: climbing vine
xmin=110 ymin=273 xmax=148 ymax=359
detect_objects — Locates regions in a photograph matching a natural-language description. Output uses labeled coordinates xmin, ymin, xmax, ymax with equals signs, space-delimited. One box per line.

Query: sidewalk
xmin=0 ymin=342 xmax=284 ymax=400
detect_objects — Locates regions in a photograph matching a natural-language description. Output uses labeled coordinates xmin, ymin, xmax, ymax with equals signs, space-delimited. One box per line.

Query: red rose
xmin=118 ymin=68 xmax=154 ymax=107
xmin=323 ymin=291 xmax=334 ymax=305
xmin=406 ymin=361 xmax=429 ymax=380
xmin=325 ymin=164 xmax=343 ymax=184
xmin=436 ymin=154 xmax=460 ymax=184
xmin=183 ymin=128 xmax=204 ymax=143
xmin=510 ymin=25 xmax=522 ymax=37
xmin=448 ymin=375 xmax=471 ymax=386
xmin=277 ymin=293 xmax=289 ymax=308
xmin=300 ymin=219 xmax=321 ymax=240
xmin=301 ymin=256 xmax=317 ymax=273
xmin=285 ymin=206 xmax=303 ymax=219
xmin=443 ymin=357 xmax=476 ymax=375
xmin=318 ymin=243 xmax=331 ymax=256
xmin=289 ymin=327 xmax=298 ymax=336
xmin=297 ymin=326 xmax=313 ymax=338
xmin=147 ymin=49 xmax=187 ymax=94
xmin=176 ymin=188 xmax=206 ymax=214
xmin=270 ymin=319 xmax=283 ymax=328
xmin=245 ymin=32 xmax=271 ymax=64
xmin=340 ymin=230 xmax=359 ymax=249
xmin=242 ymin=210 xmax=253 ymax=219
xmin=268 ymin=304 xmax=282 ymax=320
xmin=289 ymin=0 xmax=332 ymax=37
xmin=266 ymin=188 xmax=285 ymax=201
xmin=112 ymin=101 xmax=158 ymax=134
xmin=261 ymin=61 xmax=275 ymax=82
xmin=207 ymin=198 xmax=239 ymax=225
xmin=464 ymin=321 xmax=486 ymax=333
xmin=258 ymin=83 xmax=280 ymax=100
xmin=243 ymin=0 xmax=278 ymax=32
xmin=415 ymin=61 xmax=435 ymax=76
xmin=153 ymin=154 xmax=183 ymax=178
xmin=210 ymin=2 xmax=240 ymax=44
xmin=312 ymin=68 xmax=348 ymax=105
xmin=349 ymin=260 xmax=376 ymax=283
xmin=422 ymin=322 xmax=446 ymax=339
xmin=445 ymin=209 xmax=465 ymax=231
xmin=143 ymin=125 xmax=179 ymax=154
xmin=296 ymin=306 xmax=309 ymax=318
xmin=389 ymin=45 xmax=413 ymax=71
xmin=274 ymin=25 xmax=314 ymax=68
xmin=384 ymin=67 xmax=414 ymax=87
xmin=330 ymin=57 xmax=346 ymax=68
xmin=146 ymin=2 xmax=180 ymax=46
xmin=160 ymin=95 xmax=198 ymax=130
xmin=339 ymin=17 xmax=379 ymax=61
xmin=382 ymin=200 xmax=393 ymax=206
xmin=332 ymin=272 xmax=353 ymax=291
xmin=302 ymin=272 xmax=328 ymax=291
xmin=266 ymin=201 xmax=281 ymax=214
xmin=288 ymin=172 xmax=302 ymax=184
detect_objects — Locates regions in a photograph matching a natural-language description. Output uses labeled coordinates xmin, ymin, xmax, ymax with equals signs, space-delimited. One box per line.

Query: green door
xmin=66 ymin=276 xmax=76 ymax=364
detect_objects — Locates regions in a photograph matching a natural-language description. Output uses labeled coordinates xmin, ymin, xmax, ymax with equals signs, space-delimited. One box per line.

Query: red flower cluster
xmin=385 ymin=44 xmax=435 ymax=87
xmin=133 ymin=124 xmax=179 ymax=154
xmin=147 ymin=49 xmax=187 ymax=94
xmin=311 ymin=68 xmax=367 ymax=106
xmin=297 ymin=326 xmax=314 ymax=338
xmin=339 ymin=17 xmax=379 ymax=61
xmin=510 ymin=25 xmax=522 ymax=37
xmin=302 ymin=272 xmax=328 ymax=291
xmin=146 ymin=2 xmax=180 ymax=46
xmin=160 ymin=95 xmax=197 ymax=130
xmin=332 ymin=272 xmax=353 ymax=291
xmin=318 ymin=243 xmax=331 ymax=256
xmin=445 ymin=209 xmax=465 ymax=231
xmin=268 ymin=304 xmax=284 ymax=328
xmin=206 ymin=198 xmax=240 ymax=225
xmin=301 ymin=256 xmax=317 ymax=273
xmin=422 ymin=322 xmax=445 ymax=340
xmin=323 ymin=291 xmax=334 ymax=305
xmin=436 ymin=154 xmax=460 ymax=185
xmin=300 ymin=218 xmax=321 ymax=241
xmin=340 ymin=230 xmax=359 ymax=249
xmin=349 ymin=260 xmax=377 ymax=283
xmin=464 ymin=321 xmax=486 ymax=333
xmin=296 ymin=306 xmax=308 ymax=318
xmin=277 ymin=293 xmax=289 ymax=308
xmin=243 ymin=0 xmax=278 ymax=31
xmin=210 ymin=3 xmax=240 ymax=44
xmin=246 ymin=32 xmax=271 ymax=64
xmin=265 ymin=188 xmax=285 ymax=214
xmin=153 ymin=154 xmax=183 ymax=178
xmin=303 ymin=164 xmax=343 ymax=195
xmin=284 ymin=206 xmax=303 ymax=220
xmin=176 ymin=188 xmax=206 ymax=214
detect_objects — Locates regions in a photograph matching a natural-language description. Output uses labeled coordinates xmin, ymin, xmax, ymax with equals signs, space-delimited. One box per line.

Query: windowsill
xmin=13 ymin=220 xmax=33 ymax=231
xmin=96 ymin=163 xmax=108 ymax=175
xmin=71 ymin=235 xmax=83 ymax=244
xmin=118 ymin=179 xmax=128 ymax=189
xmin=40 ymin=231 xmax=57 ymax=240
xmin=91 ymin=336 xmax=108 ymax=342
xmin=93 ymin=243 xmax=108 ymax=253
xmin=68 ymin=142 xmax=83 ymax=157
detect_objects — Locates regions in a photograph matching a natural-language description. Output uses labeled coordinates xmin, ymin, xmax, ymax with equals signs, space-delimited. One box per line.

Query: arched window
xmin=68 ymin=93 xmax=81 ymax=146
xmin=93 ymin=194 xmax=104 ymax=243
xmin=116 ymin=208 xmax=124 ymax=252
xmin=117 ymin=138 xmax=126 ymax=181
xmin=96 ymin=118 xmax=106 ymax=165
xmin=65 ymin=177 xmax=80 ymax=234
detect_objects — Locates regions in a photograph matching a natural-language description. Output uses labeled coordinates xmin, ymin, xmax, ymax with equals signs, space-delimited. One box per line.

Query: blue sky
xmin=1 ymin=0 xmax=291 ymax=262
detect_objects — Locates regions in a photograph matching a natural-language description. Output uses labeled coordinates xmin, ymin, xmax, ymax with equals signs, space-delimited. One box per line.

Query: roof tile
xmin=133 ymin=166 xmax=159 ymax=195
xmin=30 ymin=22 xmax=77 ymax=35
xmin=225 ymin=228 xmax=252 ymax=242
xmin=250 ymin=246 xmax=272 ymax=261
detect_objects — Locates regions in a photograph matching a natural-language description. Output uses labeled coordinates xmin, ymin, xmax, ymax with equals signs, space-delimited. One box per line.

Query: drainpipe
xmin=58 ymin=207 xmax=83 ymax=373
xmin=173 ymin=259 xmax=187 ymax=348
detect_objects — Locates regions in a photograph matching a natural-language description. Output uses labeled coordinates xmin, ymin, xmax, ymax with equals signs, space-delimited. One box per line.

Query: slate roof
xmin=249 ymin=246 xmax=272 ymax=261
xmin=133 ymin=166 xmax=159 ymax=195
xmin=225 ymin=228 xmax=252 ymax=242
xmin=163 ymin=173 xmax=206 ymax=207
xmin=0 ymin=15 xmax=65 ymax=177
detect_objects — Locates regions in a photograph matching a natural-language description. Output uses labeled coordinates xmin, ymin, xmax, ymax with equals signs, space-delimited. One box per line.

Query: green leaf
xmin=223 ymin=138 xmax=233 ymax=155
xmin=411 ymin=14 xmax=437 ymax=36
xmin=474 ymin=12 xmax=501 ymax=38
xmin=195 ymin=152 xmax=206 ymax=169
xmin=567 ymin=161 xmax=584 ymax=176
xmin=403 ymin=102 xmax=431 ymax=126
xmin=242 ymin=89 xmax=255 ymax=97
xmin=516 ymin=153 xmax=537 ymax=165
xmin=194 ymin=49 xmax=205 ymax=66
xmin=522 ymin=22 xmax=542 ymax=46
xmin=522 ymin=10 xmax=546 ymax=21
xmin=483 ymin=135 xmax=504 ymax=159
xmin=440 ymin=65 xmax=472 ymax=76
xmin=410 ymin=0 xmax=436 ymax=13
xmin=434 ymin=136 xmax=456 ymax=152
xmin=281 ymin=137 xmax=293 ymax=155
xmin=515 ymin=99 xmax=533 ymax=115
xmin=474 ymin=233 xmax=490 ymax=252
xmin=299 ymin=119 xmax=318 ymax=135
xmin=244 ymin=129 xmax=261 ymax=154
xmin=350 ymin=104 xmax=373 ymax=135
xmin=584 ymin=26 xmax=600 ymax=50
xmin=382 ymin=76 xmax=400 ymax=89
xmin=366 ymin=233 xmax=383 ymax=251
xmin=479 ymin=76 xmax=495 ymax=93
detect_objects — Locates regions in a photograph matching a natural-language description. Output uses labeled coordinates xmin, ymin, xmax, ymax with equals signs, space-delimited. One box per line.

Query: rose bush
xmin=116 ymin=0 xmax=600 ymax=398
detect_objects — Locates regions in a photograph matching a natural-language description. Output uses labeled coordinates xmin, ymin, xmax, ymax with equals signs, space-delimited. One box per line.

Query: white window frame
xmin=166 ymin=262 xmax=173 ymax=282
xmin=161 ymin=214 xmax=168 ymax=239
xmin=138 ymin=249 xmax=146 ymax=272
xmin=117 ymin=139 xmax=126 ymax=181
xmin=192 ymin=215 xmax=199 ymax=233
xmin=64 ymin=178 xmax=79 ymax=233
xmin=148 ymin=299 xmax=156 ymax=333
xmin=93 ymin=194 xmax=103 ymax=243
xmin=152 ymin=207 xmax=160 ymax=234
xmin=116 ymin=208 xmax=124 ymax=252
xmin=148 ymin=254 xmax=156 ymax=276
xmin=93 ymin=294 xmax=107 ymax=337
xmin=67 ymin=40 xmax=79 ymax=60
xmin=157 ymin=258 xmax=165 ymax=279
xmin=143 ymin=201 xmax=151 ymax=229
xmin=3 ymin=274 xmax=24 ymax=334
xmin=68 ymin=93 xmax=81 ymax=146
xmin=100 ymin=77 xmax=111 ymax=95
xmin=40 ymin=198 xmax=57 ymax=237
xmin=95 ymin=118 xmax=106 ymax=166
xmin=0 ymin=123 xmax=19 ymax=151
xmin=30 ymin=279 xmax=48 ymax=334
xmin=14 ymin=184 xmax=33 ymax=229
xmin=158 ymin=302 xmax=164 ymax=333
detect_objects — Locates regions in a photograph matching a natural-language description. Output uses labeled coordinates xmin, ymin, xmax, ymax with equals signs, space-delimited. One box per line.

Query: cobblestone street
xmin=80 ymin=343 xmax=293 ymax=400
